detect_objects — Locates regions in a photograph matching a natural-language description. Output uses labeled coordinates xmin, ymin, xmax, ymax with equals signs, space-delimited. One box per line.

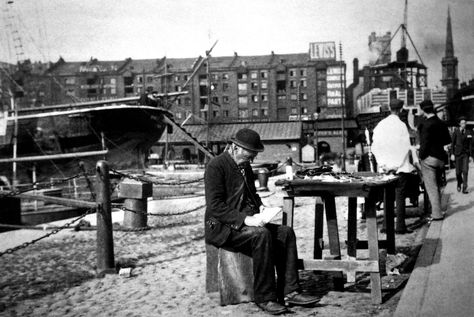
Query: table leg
xmin=365 ymin=194 xmax=382 ymax=304
xmin=323 ymin=195 xmax=344 ymax=291
xmin=384 ymin=184 xmax=396 ymax=254
xmin=314 ymin=197 xmax=324 ymax=259
xmin=347 ymin=197 xmax=358 ymax=258
xmin=282 ymin=196 xmax=294 ymax=227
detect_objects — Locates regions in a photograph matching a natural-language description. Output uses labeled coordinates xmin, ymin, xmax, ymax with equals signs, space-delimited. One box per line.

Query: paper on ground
xmin=256 ymin=206 xmax=282 ymax=223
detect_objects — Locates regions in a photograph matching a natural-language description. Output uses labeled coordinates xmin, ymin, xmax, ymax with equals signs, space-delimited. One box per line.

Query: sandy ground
xmin=0 ymin=174 xmax=430 ymax=317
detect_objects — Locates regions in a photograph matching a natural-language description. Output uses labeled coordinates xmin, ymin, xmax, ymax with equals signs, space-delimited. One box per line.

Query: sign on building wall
xmin=309 ymin=42 xmax=336 ymax=60
xmin=326 ymin=66 xmax=344 ymax=107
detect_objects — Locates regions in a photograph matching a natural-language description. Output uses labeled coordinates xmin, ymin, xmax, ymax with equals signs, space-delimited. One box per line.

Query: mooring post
xmin=95 ymin=160 xmax=115 ymax=276
xmin=119 ymin=178 xmax=152 ymax=229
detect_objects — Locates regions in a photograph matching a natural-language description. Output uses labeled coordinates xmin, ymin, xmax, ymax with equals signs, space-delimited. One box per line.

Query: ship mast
xmin=401 ymin=0 xmax=408 ymax=49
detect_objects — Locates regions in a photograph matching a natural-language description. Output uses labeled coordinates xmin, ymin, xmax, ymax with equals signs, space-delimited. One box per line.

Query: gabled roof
xmin=159 ymin=121 xmax=302 ymax=144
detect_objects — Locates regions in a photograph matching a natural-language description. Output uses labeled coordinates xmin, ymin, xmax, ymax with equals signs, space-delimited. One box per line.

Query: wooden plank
xmin=0 ymin=150 xmax=108 ymax=163
xmin=314 ymin=197 xmax=324 ymax=259
xmin=300 ymin=259 xmax=379 ymax=272
xmin=1 ymin=191 xmax=97 ymax=208
xmin=323 ymin=195 xmax=341 ymax=258
xmin=355 ymin=240 xmax=389 ymax=250
xmin=347 ymin=197 xmax=358 ymax=258
xmin=282 ymin=196 xmax=294 ymax=227
xmin=384 ymin=183 xmax=396 ymax=254
xmin=365 ymin=193 xmax=382 ymax=304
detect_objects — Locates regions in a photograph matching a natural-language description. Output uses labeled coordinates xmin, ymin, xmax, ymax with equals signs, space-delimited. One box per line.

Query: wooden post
xmin=95 ymin=160 xmax=115 ymax=276
xmin=313 ymin=197 xmax=324 ymax=259
xmin=119 ymin=178 xmax=152 ymax=229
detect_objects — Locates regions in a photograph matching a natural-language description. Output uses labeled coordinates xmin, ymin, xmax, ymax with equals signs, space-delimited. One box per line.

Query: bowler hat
xmin=389 ymin=99 xmax=404 ymax=110
xmin=420 ymin=100 xmax=434 ymax=112
xmin=231 ymin=128 xmax=264 ymax=152
xmin=458 ymin=116 xmax=466 ymax=122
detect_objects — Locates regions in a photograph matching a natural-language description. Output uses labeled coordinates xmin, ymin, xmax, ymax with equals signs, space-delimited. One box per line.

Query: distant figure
xmin=372 ymin=99 xmax=415 ymax=234
xmin=418 ymin=100 xmax=451 ymax=221
xmin=450 ymin=116 xmax=472 ymax=193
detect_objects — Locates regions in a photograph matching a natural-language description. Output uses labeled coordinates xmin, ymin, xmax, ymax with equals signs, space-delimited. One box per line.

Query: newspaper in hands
xmin=255 ymin=206 xmax=282 ymax=224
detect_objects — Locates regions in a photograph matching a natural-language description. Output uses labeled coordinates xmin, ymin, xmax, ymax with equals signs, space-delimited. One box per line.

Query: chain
xmin=110 ymin=168 xmax=204 ymax=186
xmin=0 ymin=207 xmax=97 ymax=257
xmin=112 ymin=203 xmax=206 ymax=217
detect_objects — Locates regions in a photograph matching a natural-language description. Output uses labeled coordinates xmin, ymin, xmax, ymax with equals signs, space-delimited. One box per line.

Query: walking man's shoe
xmin=457 ymin=185 xmax=461 ymax=192
xmin=462 ymin=188 xmax=468 ymax=194
xmin=256 ymin=301 xmax=288 ymax=315
xmin=284 ymin=291 xmax=320 ymax=306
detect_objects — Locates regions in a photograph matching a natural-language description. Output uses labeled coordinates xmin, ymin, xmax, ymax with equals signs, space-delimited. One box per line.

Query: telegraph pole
xmin=205 ymin=41 xmax=218 ymax=157
xmin=339 ymin=42 xmax=346 ymax=172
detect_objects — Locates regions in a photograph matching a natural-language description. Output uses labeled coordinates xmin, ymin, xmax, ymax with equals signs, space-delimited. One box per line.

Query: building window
xmin=250 ymin=71 xmax=258 ymax=79
xmin=175 ymin=85 xmax=182 ymax=92
xmin=300 ymin=79 xmax=307 ymax=87
xmin=252 ymin=95 xmax=258 ymax=102
xmin=277 ymin=80 xmax=286 ymax=93
xmin=224 ymin=110 xmax=229 ymax=117
xmin=300 ymin=69 xmax=307 ymax=77
xmin=261 ymin=94 xmax=268 ymax=102
xmin=239 ymin=109 xmax=249 ymax=118
xmin=278 ymin=95 xmax=287 ymax=100
xmin=183 ymin=75 xmax=188 ymax=81
xmin=261 ymin=81 xmax=268 ymax=89
xmin=290 ymin=94 xmax=297 ymax=100
xmin=238 ymin=83 xmax=247 ymax=91
xmin=111 ymin=87 xmax=116 ymax=95
xmin=175 ymin=112 xmax=183 ymax=119
xmin=110 ymin=78 xmax=116 ymax=85
xmin=291 ymin=108 xmax=298 ymax=114
xmin=289 ymin=69 xmax=296 ymax=77
xmin=252 ymin=109 xmax=259 ymax=117
xmin=65 ymin=77 xmax=75 ymax=85
xmin=238 ymin=73 xmax=247 ymax=80
xmin=174 ymin=75 xmax=180 ymax=82
xmin=223 ymin=96 xmax=229 ymax=103
xmin=302 ymin=107 xmax=308 ymax=114
xmin=212 ymin=74 xmax=219 ymax=80
xmin=260 ymin=71 xmax=268 ymax=79
xmin=137 ymin=76 xmax=143 ymax=83
xmin=290 ymin=80 xmax=297 ymax=88
xmin=251 ymin=82 xmax=258 ymax=89
xmin=222 ymin=73 xmax=229 ymax=80
xmin=261 ymin=109 xmax=268 ymax=117
xmin=302 ymin=93 xmax=308 ymax=100
xmin=223 ymin=83 xmax=229 ymax=91
xmin=185 ymin=98 xmax=191 ymax=106
xmin=213 ymin=110 xmax=219 ymax=118
xmin=238 ymin=96 xmax=248 ymax=105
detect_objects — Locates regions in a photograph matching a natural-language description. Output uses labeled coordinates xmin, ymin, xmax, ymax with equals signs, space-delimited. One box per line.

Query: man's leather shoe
xmin=284 ymin=291 xmax=320 ymax=306
xmin=457 ymin=186 xmax=461 ymax=192
xmin=463 ymin=189 xmax=468 ymax=194
xmin=255 ymin=301 xmax=288 ymax=315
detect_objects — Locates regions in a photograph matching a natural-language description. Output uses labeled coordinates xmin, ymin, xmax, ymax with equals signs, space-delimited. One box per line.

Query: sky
xmin=2 ymin=0 xmax=473 ymax=88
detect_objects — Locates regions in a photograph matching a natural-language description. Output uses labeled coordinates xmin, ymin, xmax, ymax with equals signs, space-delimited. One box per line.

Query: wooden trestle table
xmin=275 ymin=175 xmax=398 ymax=304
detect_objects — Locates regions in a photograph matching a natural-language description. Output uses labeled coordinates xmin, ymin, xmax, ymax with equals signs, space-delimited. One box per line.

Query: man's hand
xmin=450 ymin=154 xmax=455 ymax=161
xmin=244 ymin=215 xmax=265 ymax=227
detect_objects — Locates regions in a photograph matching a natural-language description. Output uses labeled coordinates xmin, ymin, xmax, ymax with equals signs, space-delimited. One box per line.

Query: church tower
xmin=441 ymin=7 xmax=459 ymax=99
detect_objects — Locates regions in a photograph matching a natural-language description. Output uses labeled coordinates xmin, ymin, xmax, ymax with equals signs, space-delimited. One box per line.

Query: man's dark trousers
xmin=221 ymin=223 xmax=300 ymax=303
xmin=395 ymin=173 xmax=409 ymax=231
xmin=455 ymin=153 xmax=469 ymax=191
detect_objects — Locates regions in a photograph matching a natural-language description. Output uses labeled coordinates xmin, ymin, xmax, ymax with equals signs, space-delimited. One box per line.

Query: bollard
xmin=119 ymin=178 xmax=152 ymax=229
xmin=257 ymin=168 xmax=269 ymax=191
xmin=95 ymin=160 xmax=115 ymax=276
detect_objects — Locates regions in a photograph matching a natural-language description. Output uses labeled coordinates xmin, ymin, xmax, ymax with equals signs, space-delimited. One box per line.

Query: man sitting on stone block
xmin=204 ymin=128 xmax=319 ymax=315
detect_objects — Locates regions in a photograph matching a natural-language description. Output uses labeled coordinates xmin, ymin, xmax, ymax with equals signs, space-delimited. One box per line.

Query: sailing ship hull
xmin=0 ymin=105 xmax=171 ymax=183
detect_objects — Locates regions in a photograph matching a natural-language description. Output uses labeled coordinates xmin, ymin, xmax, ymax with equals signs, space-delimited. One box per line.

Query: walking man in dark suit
xmin=451 ymin=116 xmax=472 ymax=193
xmin=204 ymin=128 xmax=319 ymax=315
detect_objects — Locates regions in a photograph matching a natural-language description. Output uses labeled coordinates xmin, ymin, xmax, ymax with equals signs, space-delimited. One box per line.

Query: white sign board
xmin=309 ymin=42 xmax=336 ymax=60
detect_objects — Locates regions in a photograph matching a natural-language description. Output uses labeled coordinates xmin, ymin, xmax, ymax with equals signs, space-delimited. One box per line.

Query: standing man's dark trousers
xmin=455 ymin=154 xmax=469 ymax=192
xmin=221 ymin=223 xmax=300 ymax=304
xmin=395 ymin=173 xmax=409 ymax=232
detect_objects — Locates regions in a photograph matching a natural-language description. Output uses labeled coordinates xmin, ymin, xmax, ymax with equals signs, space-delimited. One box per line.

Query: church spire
xmin=445 ymin=6 xmax=454 ymax=58
xmin=441 ymin=6 xmax=458 ymax=99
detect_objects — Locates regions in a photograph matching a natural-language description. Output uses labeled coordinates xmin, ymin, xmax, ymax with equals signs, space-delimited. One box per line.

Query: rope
xmin=110 ymin=168 xmax=204 ymax=186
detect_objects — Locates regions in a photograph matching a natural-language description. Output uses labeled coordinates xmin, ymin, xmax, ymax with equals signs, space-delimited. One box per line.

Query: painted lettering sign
xmin=309 ymin=42 xmax=336 ymax=60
